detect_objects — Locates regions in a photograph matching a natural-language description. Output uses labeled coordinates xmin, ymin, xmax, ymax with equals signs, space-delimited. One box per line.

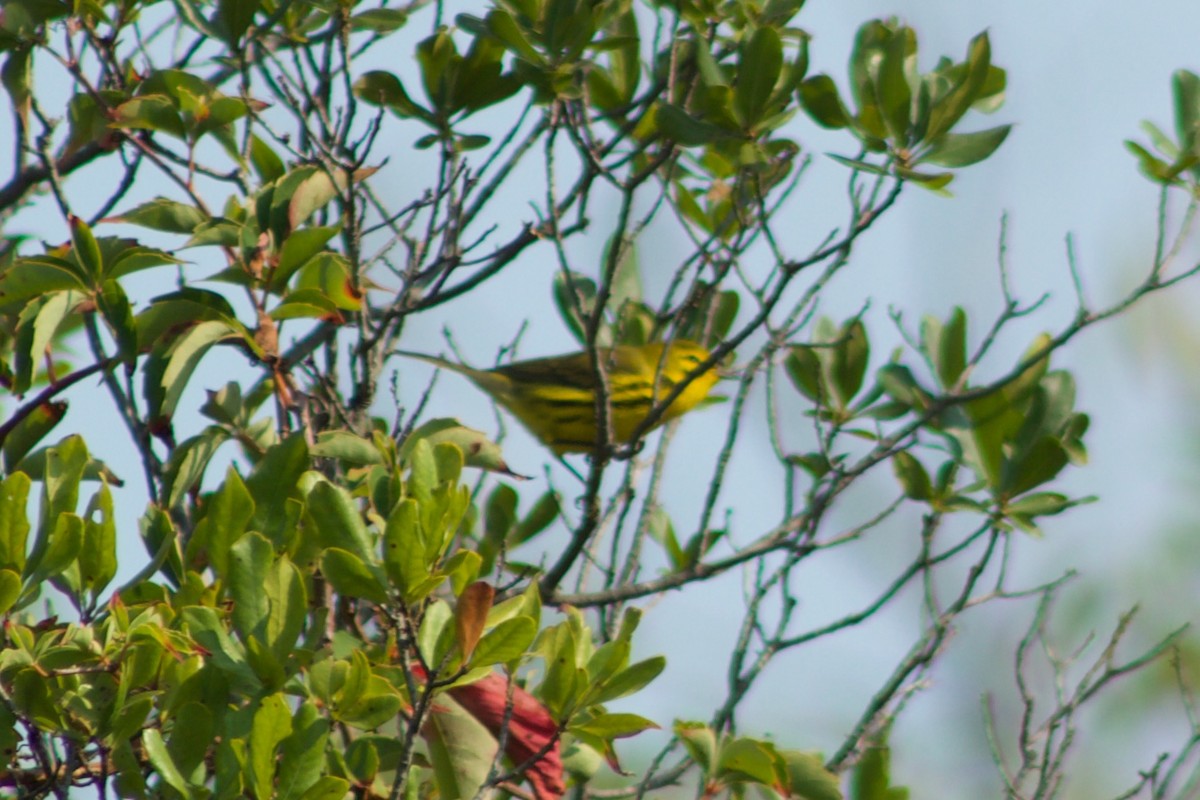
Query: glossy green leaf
xmin=321 ymin=548 xmax=389 ymax=605
xmin=111 ymin=94 xmax=186 ymax=139
xmin=784 ymin=749 xmax=844 ymax=800
xmin=924 ymin=31 xmax=991 ymax=142
xmin=311 ymin=430 xmax=384 ymax=465
xmin=248 ymin=693 xmax=293 ymax=800
xmin=470 ymin=615 xmax=537 ymax=667
xmin=785 ymin=345 xmax=824 ymax=403
xmin=168 ymin=702 xmax=215 ymax=779
xmin=114 ymin=197 xmax=208 ymax=234
xmin=307 ymin=479 xmax=373 ymax=562
xmin=0 ymin=471 xmax=30 ymax=573
xmin=271 ymin=225 xmax=340 ymax=290
xmin=0 ymin=255 xmax=88 ymax=311
xmin=656 ymin=103 xmax=731 ymax=146
xmin=716 ymin=737 xmax=778 ymax=785
xmin=277 ymin=702 xmax=330 ymax=800
xmin=98 ymin=280 xmax=138 ymax=363
xmin=424 ymin=693 xmax=497 ymax=800
xmin=295 ymin=253 xmax=362 ymax=311
xmin=353 ymin=70 xmax=431 ymax=119
xmin=920 ymin=125 xmax=1011 ymax=168
xmin=934 ymin=306 xmax=967 ymax=389
xmin=2 ymin=46 xmax=32 ymax=126
xmin=571 ymin=712 xmax=658 ymax=739
xmin=350 ymin=7 xmax=408 ymax=32
xmin=80 ymin=481 xmax=117 ymax=597
xmin=0 ymin=568 xmax=20 ymax=614
xmin=2 ymin=401 xmax=66 ymax=473
xmin=832 ymin=320 xmax=869 ymax=406
xmin=244 ymin=434 xmax=308 ymax=546
xmin=877 ymin=27 xmax=914 ymax=143
xmin=676 ymin=722 xmax=717 ymax=773
xmin=144 ymin=728 xmax=197 ymax=799
xmin=736 ymin=26 xmax=783 ymax=127
xmin=590 ymin=655 xmax=665 ymax=704
xmin=891 ymin=451 xmax=932 ymax=501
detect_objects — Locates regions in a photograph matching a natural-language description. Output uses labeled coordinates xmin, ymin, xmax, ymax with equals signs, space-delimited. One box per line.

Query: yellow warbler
xmin=395 ymin=340 xmax=719 ymax=455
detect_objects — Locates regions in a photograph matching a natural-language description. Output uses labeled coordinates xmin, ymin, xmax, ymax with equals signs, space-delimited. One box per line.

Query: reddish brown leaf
xmin=449 ymin=672 xmax=565 ymax=800
xmin=455 ymin=581 xmax=495 ymax=660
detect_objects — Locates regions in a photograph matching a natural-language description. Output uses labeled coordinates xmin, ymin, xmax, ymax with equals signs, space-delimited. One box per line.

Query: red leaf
xmin=449 ymin=672 xmax=565 ymax=800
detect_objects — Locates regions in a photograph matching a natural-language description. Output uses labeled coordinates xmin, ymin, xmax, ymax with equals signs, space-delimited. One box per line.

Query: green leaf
xmin=716 ymin=737 xmax=778 ymax=785
xmin=248 ymin=134 xmax=285 ymax=182
xmin=230 ymin=531 xmax=274 ymax=645
xmin=295 ymin=252 xmax=362 ymax=310
xmin=168 ymin=702 xmax=215 ymax=778
xmin=785 ymin=345 xmax=823 ymax=403
xmin=784 ymin=749 xmax=844 ymax=800
xmin=278 ymin=702 xmax=330 ymax=800
xmin=111 ymin=94 xmax=186 ymax=138
xmin=244 ymin=434 xmax=308 ymax=546
xmin=470 ymin=615 xmax=537 ymax=667
xmin=891 ymin=452 xmax=932 ymax=501
xmin=570 ymin=712 xmax=658 ymax=739
xmin=920 ymin=125 xmax=1011 ymax=168
xmin=384 ymin=498 xmax=439 ymax=604
xmin=311 ymin=430 xmax=384 ymax=465
xmin=270 ymin=289 xmax=342 ymax=322
xmin=1002 ymin=437 xmax=1068 ymax=497
xmin=351 ymin=7 xmax=409 ymax=32
xmin=321 ymin=548 xmax=389 ymax=605
xmin=159 ymin=319 xmax=245 ymax=411
xmin=934 ymin=306 xmax=967 ymax=389
xmin=1174 ymin=69 xmax=1200 ymax=156
xmin=0 ymin=568 xmax=21 ymax=614
xmin=144 ymin=728 xmax=197 ymax=799
xmin=80 ymin=481 xmax=117 ymax=598
xmin=2 ymin=401 xmax=67 ymax=472
xmin=553 ymin=270 xmax=598 ymax=345
xmin=851 ymin=745 xmax=903 ymax=800
xmin=417 ymin=599 xmax=455 ymax=668
xmin=114 ymin=197 xmax=208 ymax=233
xmin=848 ymin=21 xmax=889 ymax=139
xmin=832 ymin=320 xmax=869 ymax=406
xmin=513 ymin=489 xmax=560 ymax=545
xmin=164 ymin=426 xmax=230 ymax=510
xmin=425 ymin=693 xmax=498 ymax=800
xmin=68 ymin=214 xmax=103 ymax=283
xmin=924 ymin=31 xmax=992 ymax=142
xmin=411 ymin=420 xmax=528 ymax=478
xmin=877 ymin=27 xmax=914 ymax=143
xmin=215 ymin=0 xmax=260 ymax=46
xmin=675 ymin=722 xmax=717 ymax=773
xmin=98 ymin=280 xmax=138 ymax=363
xmin=1004 ymin=491 xmax=1087 ymax=519
xmin=187 ymin=466 xmax=254 ymax=580
xmin=26 ymin=436 xmax=87 ymax=579
xmin=2 ymin=46 xmax=32 ymax=127
xmin=248 ymin=693 xmax=293 ymax=800
xmin=353 ymin=70 xmax=431 ymax=119
xmin=736 ymin=27 xmax=783 ymax=128
xmin=0 ymin=255 xmax=88 ymax=312
xmin=306 ymin=480 xmax=373 ymax=562
xmin=298 ymin=777 xmax=352 ymax=800
xmin=271 ymin=225 xmax=340 ymax=290
xmin=656 ymin=103 xmax=732 ymax=146
xmin=590 ymin=655 xmax=665 ymax=704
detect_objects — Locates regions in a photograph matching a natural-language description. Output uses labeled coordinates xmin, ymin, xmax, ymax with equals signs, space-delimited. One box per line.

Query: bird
xmin=394 ymin=340 xmax=720 ymax=455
